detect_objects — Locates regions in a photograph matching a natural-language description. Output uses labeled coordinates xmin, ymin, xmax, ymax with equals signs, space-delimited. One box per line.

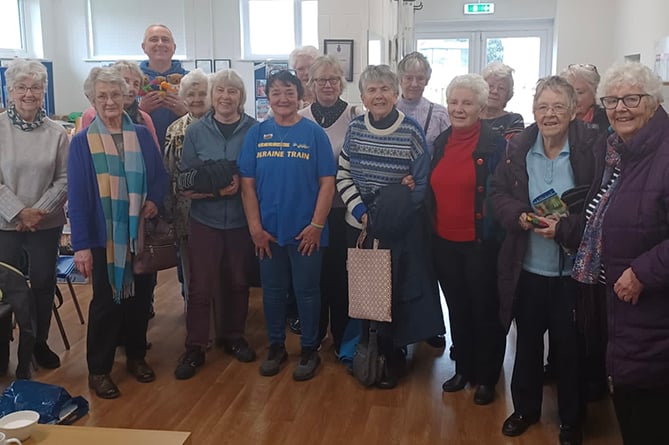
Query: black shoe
xmin=473 ymin=385 xmax=495 ymax=405
xmin=15 ymin=365 xmax=31 ymax=380
xmin=174 ymin=348 xmax=205 ymax=380
xmin=287 ymin=317 xmax=301 ymax=335
xmin=425 ymin=335 xmax=446 ymax=348
xmin=223 ymin=337 xmax=256 ymax=363
xmin=293 ymin=347 xmax=321 ymax=381
xmin=449 ymin=345 xmax=457 ymax=361
xmin=260 ymin=343 xmax=288 ymax=376
xmin=442 ymin=373 xmax=468 ymax=392
xmin=34 ymin=342 xmax=60 ymax=369
xmin=559 ymin=425 xmax=583 ymax=445
xmin=88 ymin=373 xmax=120 ymax=399
xmin=502 ymin=412 xmax=540 ymax=437
xmin=127 ymin=358 xmax=156 ymax=383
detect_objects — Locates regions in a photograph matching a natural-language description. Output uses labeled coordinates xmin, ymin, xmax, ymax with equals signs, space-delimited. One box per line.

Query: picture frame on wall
xmin=214 ymin=59 xmax=232 ymax=72
xmin=195 ymin=59 xmax=213 ymax=74
xmin=324 ymin=39 xmax=354 ymax=81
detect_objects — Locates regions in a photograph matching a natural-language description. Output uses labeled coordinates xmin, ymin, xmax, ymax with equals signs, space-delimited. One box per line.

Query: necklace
xmin=274 ymin=121 xmax=296 ymax=148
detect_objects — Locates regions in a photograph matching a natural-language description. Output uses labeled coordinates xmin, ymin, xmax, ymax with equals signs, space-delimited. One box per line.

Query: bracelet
xmin=310 ymin=222 xmax=324 ymax=230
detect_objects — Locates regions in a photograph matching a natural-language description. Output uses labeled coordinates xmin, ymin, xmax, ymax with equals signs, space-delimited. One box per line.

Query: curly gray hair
xmin=597 ymin=62 xmax=664 ymax=107
xmin=289 ymin=46 xmax=319 ymax=69
xmin=397 ymin=52 xmax=432 ymax=82
xmin=83 ymin=67 xmax=129 ymax=102
xmin=5 ymin=58 xmax=47 ymax=90
xmin=358 ymin=64 xmax=399 ymax=96
xmin=559 ymin=64 xmax=600 ymax=98
xmin=534 ymin=75 xmax=577 ymax=112
xmin=446 ymin=74 xmax=489 ymax=108
xmin=481 ymin=61 xmax=515 ymax=103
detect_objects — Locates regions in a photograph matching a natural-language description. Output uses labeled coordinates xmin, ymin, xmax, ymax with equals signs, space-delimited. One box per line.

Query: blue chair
xmin=52 ymin=256 xmax=86 ymax=351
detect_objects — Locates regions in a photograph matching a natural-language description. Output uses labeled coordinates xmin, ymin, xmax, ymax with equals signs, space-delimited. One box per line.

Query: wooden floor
xmin=2 ymin=270 xmax=623 ymax=445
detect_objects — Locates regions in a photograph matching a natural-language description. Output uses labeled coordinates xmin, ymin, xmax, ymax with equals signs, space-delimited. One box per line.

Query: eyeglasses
xmin=600 ymin=94 xmax=649 ymax=110
xmin=95 ymin=92 xmax=124 ymax=103
xmin=12 ymin=85 xmax=45 ymax=95
xmin=314 ymin=77 xmax=341 ymax=87
xmin=402 ymin=75 xmax=427 ymax=85
xmin=568 ymin=63 xmax=598 ymax=73
xmin=535 ymin=103 xmax=570 ymax=115
xmin=268 ymin=68 xmax=297 ymax=77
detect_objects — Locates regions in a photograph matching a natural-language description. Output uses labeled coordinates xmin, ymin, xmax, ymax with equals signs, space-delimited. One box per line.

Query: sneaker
xmin=293 ymin=347 xmax=321 ymax=381
xmin=223 ymin=338 xmax=256 ymax=363
xmin=34 ymin=342 xmax=60 ymax=369
xmin=259 ymin=344 xmax=287 ymax=376
xmin=174 ymin=348 xmax=205 ymax=380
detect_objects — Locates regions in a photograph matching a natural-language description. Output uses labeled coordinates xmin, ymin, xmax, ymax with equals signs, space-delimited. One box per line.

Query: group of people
xmin=0 ymin=21 xmax=667 ymax=445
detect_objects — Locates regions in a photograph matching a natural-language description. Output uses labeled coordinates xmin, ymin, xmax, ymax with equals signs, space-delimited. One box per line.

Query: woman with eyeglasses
xmin=568 ymin=62 xmax=669 ymax=445
xmin=490 ymin=76 xmax=598 ymax=445
xmin=480 ymin=61 xmax=525 ymax=140
xmin=560 ymin=64 xmax=610 ymax=134
xmin=0 ymin=58 xmax=69 ymax=378
xmin=298 ymin=55 xmax=360 ymax=355
xmin=239 ymin=70 xmax=336 ymax=381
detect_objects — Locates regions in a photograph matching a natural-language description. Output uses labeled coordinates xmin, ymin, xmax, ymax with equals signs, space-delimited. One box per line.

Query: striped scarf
xmin=87 ymin=113 xmax=147 ymax=302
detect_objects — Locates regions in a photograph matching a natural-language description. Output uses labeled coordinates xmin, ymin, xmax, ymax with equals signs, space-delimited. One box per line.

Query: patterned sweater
xmin=163 ymin=113 xmax=195 ymax=239
xmin=337 ymin=110 xmax=429 ymax=228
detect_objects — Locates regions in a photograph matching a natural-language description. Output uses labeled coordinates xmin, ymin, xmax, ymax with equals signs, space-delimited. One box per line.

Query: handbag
xmin=347 ymin=226 xmax=392 ymax=322
xmin=561 ymin=184 xmax=591 ymax=215
xmin=352 ymin=322 xmax=385 ymax=386
xmin=132 ymin=216 xmax=178 ymax=274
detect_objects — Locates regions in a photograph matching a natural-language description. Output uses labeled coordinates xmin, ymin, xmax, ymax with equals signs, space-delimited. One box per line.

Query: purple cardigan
xmin=597 ymin=107 xmax=669 ymax=388
xmin=67 ymin=125 xmax=168 ymax=252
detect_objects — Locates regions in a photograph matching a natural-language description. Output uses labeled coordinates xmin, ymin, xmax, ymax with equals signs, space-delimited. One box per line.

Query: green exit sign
xmin=464 ymin=3 xmax=495 ymax=14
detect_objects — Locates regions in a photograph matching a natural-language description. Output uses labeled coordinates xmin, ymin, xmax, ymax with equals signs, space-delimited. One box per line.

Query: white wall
xmin=415 ymin=0 xmax=556 ymax=24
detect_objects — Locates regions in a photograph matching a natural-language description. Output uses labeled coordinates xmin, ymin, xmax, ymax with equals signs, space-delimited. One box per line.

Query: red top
xmin=430 ymin=121 xmax=480 ymax=241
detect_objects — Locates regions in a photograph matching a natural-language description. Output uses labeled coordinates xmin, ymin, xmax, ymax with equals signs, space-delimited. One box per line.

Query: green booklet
xmin=532 ymin=188 xmax=569 ymax=216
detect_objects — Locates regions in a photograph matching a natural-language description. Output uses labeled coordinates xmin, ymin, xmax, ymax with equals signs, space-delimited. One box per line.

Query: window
xmin=241 ymin=0 xmax=318 ymax=60
xmin=86 ymin=0 xmax=190 ymax=60
xmin=0 ymin=0 xmax=24 ymax=54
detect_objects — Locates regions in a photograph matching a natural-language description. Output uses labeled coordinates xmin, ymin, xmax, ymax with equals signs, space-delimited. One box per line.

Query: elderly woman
xmin=428 ymin=74 xmax=506 ymax=405
xmin=174 ymin=69 xmax=258 ymax=380
xmin=80 ymin=60 xmax=159 ymax=146
xmin=298 ymin=55 xmax=360 ymax=355
xmin=569 ymin=62 xmax=669 ymax=445
xmin=490 ymin=76 xmax=597 ymax=445
xmin=560 ymin=64 xmax=609 ymax=133
xmin=396 ymin=51 xmax=451 ymax=156
xmin=240 ymin=70 xmax=336 ymax=381
xmin=163 ymin=69 xmax=210 ymax=302
xmin=337 ymin=65 xmax=444 ymax=389
xmin=0 ymin=58 xmax=69 ymax=375
xmin=480 ymin=61 xmax=524 ymax=139
xmin=289 ymin=45 xmax=319 ymax=107
xmin=67 ymin=67 xmax=168 ymax=399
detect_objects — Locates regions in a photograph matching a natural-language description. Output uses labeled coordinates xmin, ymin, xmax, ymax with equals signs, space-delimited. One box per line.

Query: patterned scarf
xmin=311 ymin=98 xmax=347 ymax=128
xmin=572 ymin=135 xmax=622 ymax=284
xmin=7 ymin=103 xmax=46 ymax=131
xmin=87 ymin=113 xmax=147 ymax=302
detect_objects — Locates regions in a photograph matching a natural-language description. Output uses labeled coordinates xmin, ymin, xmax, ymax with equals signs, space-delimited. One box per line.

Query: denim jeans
xmin=259 ymin=244 xmax=323 ymax=349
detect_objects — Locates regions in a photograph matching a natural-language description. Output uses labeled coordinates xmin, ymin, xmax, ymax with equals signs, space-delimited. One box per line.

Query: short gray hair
xmin=179 ymin=68 xmax=210 ymax=99
xmin=559 ymin=64 xmax=600 ymax=98
xmin=598 ymin=62 xmax=664 ymax=107
xmin=83 ymin=67 xmax=129 ymax=102
xmin=534 ymin=75 xmax=577 ymax=112
xmin=446 ymin=74 xmax=489 ymax=108
xmin=289 ymin=45 xmax=319 ymax=69
xmin=306 ymin=55 xmax=346 ymax=93
xmin=5 ymin=58 xmax=47 ymax=90
xmin=210 ymin=69 xmax=246 ymax=114
xmin=111 ymin=60 xmax=144 ymax=87
xmin=397 ymin=52 xmax=432 ymax=81
xmin=358 ymin=65 xmax=399 ymax=95
xmin=481 ymin=61 xmax=515 ymax=102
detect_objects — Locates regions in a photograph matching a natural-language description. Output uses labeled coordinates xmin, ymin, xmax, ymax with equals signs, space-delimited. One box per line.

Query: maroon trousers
xmin=185 ymin=219 xmax=254 ymax=349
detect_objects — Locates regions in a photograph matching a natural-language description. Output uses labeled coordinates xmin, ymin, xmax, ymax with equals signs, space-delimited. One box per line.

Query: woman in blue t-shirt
xmin=239 ymin=70 xmax=336 ymax=382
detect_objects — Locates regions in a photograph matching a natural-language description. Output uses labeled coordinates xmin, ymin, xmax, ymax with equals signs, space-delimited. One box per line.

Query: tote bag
xmin=347 ymin=228 xmax=392 ymax=322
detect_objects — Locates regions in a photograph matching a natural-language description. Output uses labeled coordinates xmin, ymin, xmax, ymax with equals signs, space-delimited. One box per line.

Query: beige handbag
xmin=347 ymin=226 xmax=392 ymax=322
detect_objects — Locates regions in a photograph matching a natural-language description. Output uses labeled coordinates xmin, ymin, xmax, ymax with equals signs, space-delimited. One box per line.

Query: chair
xmin=53 ymin=256 xmax=86 ymax=351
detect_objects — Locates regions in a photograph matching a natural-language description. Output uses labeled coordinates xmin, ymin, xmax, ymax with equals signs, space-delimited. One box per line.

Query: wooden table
xmin=31 ymin=424 xmax=191 ymax=444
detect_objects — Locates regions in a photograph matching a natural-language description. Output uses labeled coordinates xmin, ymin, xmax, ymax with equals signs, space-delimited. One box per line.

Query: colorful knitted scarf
xmin=87 ymin=113 xmax=147 ymax=302
xmin=572 ymin=135 xmax=622 ymax=284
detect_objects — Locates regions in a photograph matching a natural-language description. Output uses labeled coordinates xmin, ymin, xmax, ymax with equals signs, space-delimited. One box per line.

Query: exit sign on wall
xmin=464 ymin=3 xmax=495 ymax=14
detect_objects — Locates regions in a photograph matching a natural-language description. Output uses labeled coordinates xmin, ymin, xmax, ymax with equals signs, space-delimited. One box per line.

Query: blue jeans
xmin=259 ymin=244 xmax=322 ymax=349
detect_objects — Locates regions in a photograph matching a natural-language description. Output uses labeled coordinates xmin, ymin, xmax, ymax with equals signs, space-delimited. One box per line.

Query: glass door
xmin=417 ymin=36 xmax=474 ymax=105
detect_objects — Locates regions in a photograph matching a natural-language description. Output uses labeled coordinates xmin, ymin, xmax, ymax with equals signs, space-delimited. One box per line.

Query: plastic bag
xmin=0 ymin=380 xmax=89 ymax=425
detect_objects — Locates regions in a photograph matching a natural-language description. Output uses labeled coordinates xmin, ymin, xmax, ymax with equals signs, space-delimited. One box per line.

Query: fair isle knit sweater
xmin=337 ymin=109 xmax=429 ymax=228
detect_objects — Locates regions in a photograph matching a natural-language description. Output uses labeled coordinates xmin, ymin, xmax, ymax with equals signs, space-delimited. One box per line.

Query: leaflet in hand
xmin=532 ymin=188 xmax=569 ymax=217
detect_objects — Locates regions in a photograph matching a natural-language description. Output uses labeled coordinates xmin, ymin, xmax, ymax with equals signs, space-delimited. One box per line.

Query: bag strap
xmin=424 ymin=102 xmax=434 ymax=134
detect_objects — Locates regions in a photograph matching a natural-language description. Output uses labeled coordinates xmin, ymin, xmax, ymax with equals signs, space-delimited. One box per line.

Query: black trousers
xmin=87 ymin=248 xmax=153 ymax=374
xmin=612 ymin=384 xmax=669 ymax=445
xmin=432 ymin=237 xmax=505 ymax=386
xmin=511 ymin=271 xmax=584 ymax=426
xmin=0 ymin=263 xmax=36 ymax=372
xmin=318 ymin=207 xmax=350 ymax=352
xmin=0 ymin=227 xmax=61 ymax=343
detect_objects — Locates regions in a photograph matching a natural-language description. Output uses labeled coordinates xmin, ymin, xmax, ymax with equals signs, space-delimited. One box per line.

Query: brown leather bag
xmin=133 ymin=216 xmax=178 ymax=274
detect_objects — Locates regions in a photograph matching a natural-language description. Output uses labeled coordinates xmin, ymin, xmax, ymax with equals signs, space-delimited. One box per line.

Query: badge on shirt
xmin=263 ymin=133 xmax=273 ymax=140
